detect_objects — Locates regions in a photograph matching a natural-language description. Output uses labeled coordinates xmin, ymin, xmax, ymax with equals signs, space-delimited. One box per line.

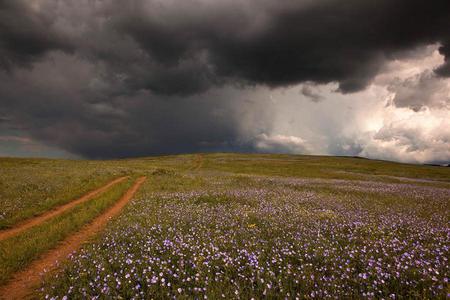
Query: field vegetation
xmin=0 ymin=158 xmax=127 ymax=229
xmin=0 ymin=154 xmax=448 ymax=299
xmin=0 ymin=178 xmax=133 ymax=285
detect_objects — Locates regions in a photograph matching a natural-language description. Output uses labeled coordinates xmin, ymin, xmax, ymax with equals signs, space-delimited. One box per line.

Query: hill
xmin=0 ymin=154 xmax=449 ymax=299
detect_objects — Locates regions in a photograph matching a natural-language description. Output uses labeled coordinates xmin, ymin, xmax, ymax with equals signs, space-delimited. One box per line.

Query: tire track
xmin=192 ymin=154 xmax=204 ymax=171
xmin=0 ymin=176 xmax=146 ymax=300
xmin=0 ymin=176 xmax=128 ymax=242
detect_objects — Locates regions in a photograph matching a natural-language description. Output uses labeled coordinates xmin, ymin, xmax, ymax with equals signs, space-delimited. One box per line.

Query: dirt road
xmin=0 ymin=176 xmax=146 ymax=300
xmin=0 ymin=176 xmax=128 ymax=242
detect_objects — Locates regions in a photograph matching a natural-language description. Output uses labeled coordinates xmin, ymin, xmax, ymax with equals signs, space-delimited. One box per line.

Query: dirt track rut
xmin=0 ymin=176 xmax=146 ymax=300
xmin=0 ymin=176 xmax=128 ymax=242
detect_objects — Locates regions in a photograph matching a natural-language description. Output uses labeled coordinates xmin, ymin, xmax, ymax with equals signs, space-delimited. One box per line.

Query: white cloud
xmin=362 ymin=107 xmax=450 ymax=163
xmin=373 ymin=44 xmax=450 ymax=111
xmin=254 ymin=133 xmax=310 ymax=154
xmin=243 ymin=44 xmax=450 ymax=164
xmin=386 ymin=70 xmax=450 ymax=111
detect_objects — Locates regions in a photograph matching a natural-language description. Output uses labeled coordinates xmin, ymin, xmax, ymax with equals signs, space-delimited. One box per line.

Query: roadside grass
xmin=147 ymin=171 xmax=205 ymax=193
xmin=217 ymin=172 xmax=449 ymax=216
xmin=2 ymin=153 xmax=447 ymax=230
xmin=0 ymin=177 xmax=133 ymax=285
xmin=1 ymin=153 xmax=449 ymax=298
xmin=0 ymin=158 xmax=128 ymax=229
xmin=201 ymin=153 xmax=450 ymax=183
xmin=40 ymin=167 xmax=449 ymax=299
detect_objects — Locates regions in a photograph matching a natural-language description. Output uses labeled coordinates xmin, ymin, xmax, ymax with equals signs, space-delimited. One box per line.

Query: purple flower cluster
xmin=42 ymin=175 xmax=449 ymax=299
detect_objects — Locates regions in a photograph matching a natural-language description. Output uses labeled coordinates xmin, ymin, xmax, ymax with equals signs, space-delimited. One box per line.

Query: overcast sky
xmin=1 ymin=0 xmax=449 ymax=163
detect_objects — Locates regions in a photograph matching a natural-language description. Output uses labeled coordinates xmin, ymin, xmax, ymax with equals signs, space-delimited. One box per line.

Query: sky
xmin=0 ymin=0 xmax=449 ymax=163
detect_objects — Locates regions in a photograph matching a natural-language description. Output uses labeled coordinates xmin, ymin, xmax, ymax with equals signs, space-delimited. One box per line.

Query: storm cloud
xmin=0 ymin=0 xmax=449 ymax=162
xmin=0 ymin=0 xmax=71 ymax=69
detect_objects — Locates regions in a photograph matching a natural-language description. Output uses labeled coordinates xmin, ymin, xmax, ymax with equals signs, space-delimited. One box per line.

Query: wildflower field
xmin=0 ymin=158 xmax=126 ymax=229
xmin=0 ymin=154 xmax=449 ymax=299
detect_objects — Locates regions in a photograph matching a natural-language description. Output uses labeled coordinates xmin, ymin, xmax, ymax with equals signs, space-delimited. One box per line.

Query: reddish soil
xmin=192 ymin=154 xmax=204 ymax=171
xmin=0 ymin=176 xmax=128 ymax=242
xmin=0 ymin=176 xmax=146 ymax=300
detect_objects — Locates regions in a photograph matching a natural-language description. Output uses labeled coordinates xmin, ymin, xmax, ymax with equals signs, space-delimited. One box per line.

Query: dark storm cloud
xmin=0 ymin=52 xmax=259 ymax=158
xmin=3 ymin=0 xmax=449 ymax=94
xmin=436 ymin=41 xmax=450 ymax=77
xmin=1 ymin=0 xmax=450 ymax=159
xmin=300 ymin=85 xmax=323 ymax=103
xmin=4 ymin=0 xmax=450 ymax=94
xmin=0 ymin=0 xmax=71 ymax=70
xmin=102 ymin=0 xmax=450 ymax=93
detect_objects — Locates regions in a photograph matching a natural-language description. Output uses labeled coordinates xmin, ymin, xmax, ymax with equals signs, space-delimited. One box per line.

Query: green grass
xmin=0 ymin=178 xmax=133 ymax=285
xmin=40 ymin=166 xmax=449 ymax=299
xmin=0 ymin=153 xmax=449 ymax=298
xmin=0 ymin=158 xmax=129 ymax=229
xmin=201 ymin=153 xmax=450 ymax=183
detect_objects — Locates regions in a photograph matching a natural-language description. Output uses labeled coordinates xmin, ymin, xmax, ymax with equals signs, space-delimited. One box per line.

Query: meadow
xmin=0 ymin=154 xmax=449 ymax=299
xmin=0 ymin=158 xmax=127 ymax=229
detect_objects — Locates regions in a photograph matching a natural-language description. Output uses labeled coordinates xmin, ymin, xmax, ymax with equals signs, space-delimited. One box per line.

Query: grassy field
xmin=0 ymin=158 xmax=128 ymax=229
xmin=0 ymin=154 xmax=449 ymax=299
xmin=0 ymin=178 xmax=133 ymax=285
